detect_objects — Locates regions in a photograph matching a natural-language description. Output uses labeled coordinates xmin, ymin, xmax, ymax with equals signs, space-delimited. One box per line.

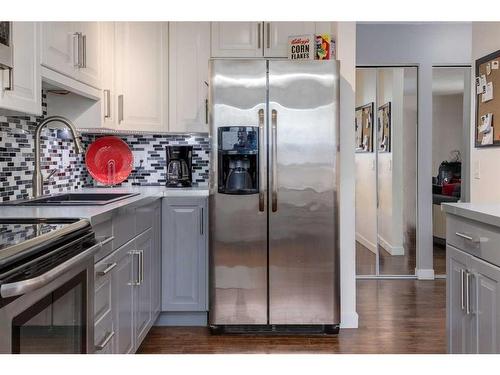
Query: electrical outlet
xmin=474 ymin=160 xmax=481 ymax=179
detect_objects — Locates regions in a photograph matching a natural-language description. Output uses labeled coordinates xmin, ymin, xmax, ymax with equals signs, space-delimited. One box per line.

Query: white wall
xmin=432 ymin=94 xmax=464 ymax=175
xmin=355 ymin=69 xmax=377 ymax=252
xmin=357 ymin=22 xmax=472 ymax=279
xmin=470 ymin=23 xmax=500 ymax=202
xmin=334 ymin=21 xmax=358 ymax=329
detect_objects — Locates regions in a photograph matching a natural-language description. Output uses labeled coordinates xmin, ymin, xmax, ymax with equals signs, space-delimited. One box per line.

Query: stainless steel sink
xmin=1 ymin=192 xmax=140 ymax=206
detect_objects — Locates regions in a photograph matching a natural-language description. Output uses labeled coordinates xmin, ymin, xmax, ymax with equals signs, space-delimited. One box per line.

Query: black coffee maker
xmin=166 ymin=145 xmax=193 ymax=187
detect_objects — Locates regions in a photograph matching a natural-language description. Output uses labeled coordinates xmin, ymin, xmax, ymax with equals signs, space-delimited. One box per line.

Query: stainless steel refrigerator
xmin=208 ymin=59 xmax=340 ymax=333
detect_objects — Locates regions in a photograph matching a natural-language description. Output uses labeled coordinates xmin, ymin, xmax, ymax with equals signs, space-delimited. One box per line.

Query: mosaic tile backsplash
xmin=0 ymin=92 xmax=210 ymax=202
xmin=81 ymin=133 xmax=210 ymax=188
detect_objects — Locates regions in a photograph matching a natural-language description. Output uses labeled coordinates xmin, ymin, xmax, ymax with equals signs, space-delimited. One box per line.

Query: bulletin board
xmin=355 ymin=102 xmax=374 ymax=153
xmin=377 ymin=102 xmax=391 ymax=153
xmin=475 ymin=50 xmax=500 ymax=147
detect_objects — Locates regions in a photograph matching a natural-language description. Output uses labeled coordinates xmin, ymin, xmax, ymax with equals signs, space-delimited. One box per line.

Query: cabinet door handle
xmin=257 ymin=22 xmax=261 ymax=49
xmin=266 ymin=22 xmax=271 ymax=48
xmin=3 ymin=67 xmax=13 ymax=91
xmin=460 ymin=269 xmax=465 ymax=311
xmin=73 ymin=32 xmax=81 ymax=67
xmin=466 ymin=271 xmax=471 ymax=315
xmin=95 ymin=331 xmax=115 ymax=351
xmin=104 ymin=89 xmax=111 ymax=118
xmin=98 ymin=262 xmax=117 ymax=276
xmin=82 ymin=34 xmax=87 ymax=68
xmin=140 ymin=250 xmax=144 ymax=284
xmin=128 ymin=250 xmax=141 ymax=286
xmin=200 ymin=207 xmax=204 ymax=236
xmin=118 ymin=94 xmax=124 ymax=123
xmin=205 ymin=98 xmax=208 ymax=124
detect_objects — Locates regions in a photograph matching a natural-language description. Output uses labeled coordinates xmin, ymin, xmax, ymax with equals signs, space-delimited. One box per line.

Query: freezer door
xmin=268 ymin=60 xmax=340 ymax=325
xmin=209 ymin=59 xmax=268 ymax=325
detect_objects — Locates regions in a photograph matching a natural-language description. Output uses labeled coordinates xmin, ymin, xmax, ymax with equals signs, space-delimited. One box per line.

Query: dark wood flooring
xmin=137 ymin=279 xmax=446 ymax=354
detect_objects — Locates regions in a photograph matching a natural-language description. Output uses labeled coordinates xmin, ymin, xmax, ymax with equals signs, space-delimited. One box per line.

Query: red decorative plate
xmin=85 ymin=136 xmax=133 ymax=185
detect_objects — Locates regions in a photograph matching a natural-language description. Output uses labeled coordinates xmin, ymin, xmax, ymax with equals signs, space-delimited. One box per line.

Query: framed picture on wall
xmin=475 ymin=49 xmax=500 ymax=147
xmin=355 ymin=102 xmax=374 ymax=153
xmin=377 ymin=102 xmax=391 ymax=153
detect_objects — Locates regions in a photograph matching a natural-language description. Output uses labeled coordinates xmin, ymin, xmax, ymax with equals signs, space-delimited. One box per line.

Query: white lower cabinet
xmin=93 ymin=200 xmax=161 ymax=354
xmin=94 ymin=249 xmax=118 ymax=354
xmin=162 ymin=197 xmax=208 ymax=312
xmin=134 ymin=229 xmax=153 ymax=345
xmin=114 ymin=240 xmax=135 ymax=354
xmin=447 ymin=244 xmax=500 ymax=353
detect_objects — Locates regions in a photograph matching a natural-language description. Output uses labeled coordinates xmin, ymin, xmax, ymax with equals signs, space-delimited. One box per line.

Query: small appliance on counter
xmin=166 ymin=145 xmax=193 ymax=187
xmin=0 ymin=218 xmax=112 ymax=353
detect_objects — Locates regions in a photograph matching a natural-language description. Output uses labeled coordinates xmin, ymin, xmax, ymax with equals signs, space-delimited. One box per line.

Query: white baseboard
xmin=355 ymin=232 xmax=376 ymax=253
xmin=377 ymin=234 xmax=404 ymax=256
xmin=340 ymin=311 xmax=359 ymax=329
xmin=415 ymin=268 xmax=435 ymax=280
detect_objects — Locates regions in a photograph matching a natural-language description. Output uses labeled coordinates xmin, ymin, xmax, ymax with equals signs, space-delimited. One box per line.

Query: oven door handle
xmin=0 ymin=236 xmax=114 ymax=298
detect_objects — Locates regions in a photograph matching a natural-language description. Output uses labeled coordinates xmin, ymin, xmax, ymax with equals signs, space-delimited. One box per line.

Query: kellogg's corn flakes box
xmin=288 ymin=35 xmax=314 ymax=60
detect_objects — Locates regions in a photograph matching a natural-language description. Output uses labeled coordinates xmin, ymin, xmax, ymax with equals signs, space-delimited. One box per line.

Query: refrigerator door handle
xmin=258 ymin=108 xmax=265 ymax=212
xmin=271 ymin=109 xmax=278 ymax=212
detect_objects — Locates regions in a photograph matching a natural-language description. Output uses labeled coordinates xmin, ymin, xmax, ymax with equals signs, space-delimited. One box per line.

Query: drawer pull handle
xmin=455 ymin=232 xmax=479 ymax=243
xmin=98 ymin=262 xmax=117 ymax=276
xmin=95 ymin=330 xmax=115 ymax=351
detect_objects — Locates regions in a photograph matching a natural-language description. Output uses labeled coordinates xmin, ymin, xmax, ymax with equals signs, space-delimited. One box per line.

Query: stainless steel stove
xmin=0 ymin=218 xmax=112 ymax=354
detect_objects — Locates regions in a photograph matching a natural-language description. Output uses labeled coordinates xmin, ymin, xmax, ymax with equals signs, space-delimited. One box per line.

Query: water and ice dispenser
xmin=217 ymin=126 xmax=259 ymax=195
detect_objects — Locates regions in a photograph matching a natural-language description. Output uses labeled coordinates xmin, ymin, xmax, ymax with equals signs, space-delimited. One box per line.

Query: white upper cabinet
xmin=168 ymin=22 xmax=210 ymax=133
xmin=211 ymin=22 xmax=262 ymax=57
xmin=211 ymin=22 xmax=326 ymax=58
xmin=264 ymin=22 xmax=315 ymax=57
xmin=41 ymin=22 xmax=101 ymax=89
xmin=114 ymin=22 xmax=168 ymax=133
xmin=0 ymin=22 xmax=41 ymax=115
xmin=41 ymin=22 xmax=76 ymax=78
xmin=75 ymin=22 xmax=101 ymax=88
xmin=100 ymin=22 xmax=116 ymax=129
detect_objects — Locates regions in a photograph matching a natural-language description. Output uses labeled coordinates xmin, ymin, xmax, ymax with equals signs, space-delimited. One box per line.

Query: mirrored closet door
xmin=355 ymin=66 xmax=418 ymax=277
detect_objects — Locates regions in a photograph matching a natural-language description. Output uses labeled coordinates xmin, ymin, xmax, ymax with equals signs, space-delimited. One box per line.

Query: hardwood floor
xmin=138 ymin=279 xmax=446 ymax=354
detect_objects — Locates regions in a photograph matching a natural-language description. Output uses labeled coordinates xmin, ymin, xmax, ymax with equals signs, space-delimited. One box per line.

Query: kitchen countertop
xmin=442 ymin=202 xmax=500 ymax=228
xmin=0 ymin=186 xmax=209 ymax=224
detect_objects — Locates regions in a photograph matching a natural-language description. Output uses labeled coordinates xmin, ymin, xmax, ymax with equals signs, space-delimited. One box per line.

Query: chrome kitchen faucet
xmin=32 ymin=116 xmax=84 ymax=198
